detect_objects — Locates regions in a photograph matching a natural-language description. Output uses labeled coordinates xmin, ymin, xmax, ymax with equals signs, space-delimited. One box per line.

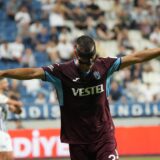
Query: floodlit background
xmin=0 ymin=0 xmax=160 ymax=159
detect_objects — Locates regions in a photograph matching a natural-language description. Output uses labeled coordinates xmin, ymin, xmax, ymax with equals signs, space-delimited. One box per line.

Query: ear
xmin=74 ymin=45 xmax=78 ymax=57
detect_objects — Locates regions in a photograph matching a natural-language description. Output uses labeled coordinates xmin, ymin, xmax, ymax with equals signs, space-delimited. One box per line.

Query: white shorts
xmin=0 ymin=131 xmax=13 ymax=152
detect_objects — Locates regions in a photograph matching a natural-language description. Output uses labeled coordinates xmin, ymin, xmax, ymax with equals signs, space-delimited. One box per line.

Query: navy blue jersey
xmin=42 ymin=57 xmax=121 ymax=145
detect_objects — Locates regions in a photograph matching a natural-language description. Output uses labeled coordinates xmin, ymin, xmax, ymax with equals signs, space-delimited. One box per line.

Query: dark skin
xmin=0 ymin=45 xmax=159 ymax=160
xmin=0 ymin=44 xmax=159 ymax=160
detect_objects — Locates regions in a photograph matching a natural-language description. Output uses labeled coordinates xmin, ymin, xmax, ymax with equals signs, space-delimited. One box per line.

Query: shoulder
xmin=59 ymin=60 xmax=74 ymax=67
xmin=42 ymin=60 xmax=74 ymax=75
xmin=94 ymin=57 xmax=121 ymax=75
xmin=96 ymin=56 xmax=119 ymax=66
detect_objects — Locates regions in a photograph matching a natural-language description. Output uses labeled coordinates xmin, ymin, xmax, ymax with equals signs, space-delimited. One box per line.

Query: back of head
xmin=75 ymin=35 xmax=96 ymax=58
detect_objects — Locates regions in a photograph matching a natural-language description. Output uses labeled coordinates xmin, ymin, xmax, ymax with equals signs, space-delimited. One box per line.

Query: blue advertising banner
xmin=7 ymin=104 xmax=60 ymax=120
xmin=110 ymin=102 xmax=160 ymax=117
xmin=7 ymin=102 xmax=160 ymax=120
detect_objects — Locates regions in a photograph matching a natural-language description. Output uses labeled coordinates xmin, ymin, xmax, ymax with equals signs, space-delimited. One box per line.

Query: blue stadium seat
xmin=19 ymin=85 xmax=27 ymax=97
xmin=31 ymin=0 xmax=42 ymax=11
xmin=34 ymin=51 xmax=49 ymax=63
xmin=41 ymin=20 xmax=50 ymax=29
xmin=21 ymin=95 xmax=35 ymax=104
xmin=0 ymin=11 xmax=7 ymax=20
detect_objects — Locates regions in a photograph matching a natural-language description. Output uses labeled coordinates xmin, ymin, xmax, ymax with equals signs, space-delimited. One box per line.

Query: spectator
xmin=59 ymin=27 xmax=73 ymax=42
xmin=110 ymin=81 xmax=122 ymax=102
xmin=116 ymin=45 xmax=127 ymax=57
xmin=21 ymin=48 xmax=36 ymax=67
xmin=85 ymin=0 xmax=104 ymax=20
xmin=49 ymin=27 xmax=59 ymax=42
xmin=36 ymin=27 xmax=50 ymax=51
xmin=95 ymin=15 xmax=113 ymax=40
xmin=149 ymin=26 xmax=160 ymax=46
xmin=49 ymin=89 xmax=58 ymax=104
xmin=37 ymin=27 xmax=50 ymax=44
xmin=29 ymin=20 xmax=43 ymax=35
xmin=73 ymin=6 xmax=88 ymax=30
xmin=8 ymin=79 xmax=21 ymax=99
xmin=86 ymin=16 xmax=97 ymax=38
xmin=57 ymin=36 xmax=74 ymax=62
xmin=0 ymin=0 xmax=160 ymax=104
xmin=6 ymin=0 xmax=20 ymax=21
xmin=0 ymin=41 xmax=13 ymax=61
xmin=130 ymin=63 xmax=143 ymax=79
xmin=41 ymin=0 xmax=54 ymax=16
xmin=9 ymin=37 xmax=24 ymax=63
xmin=46 ymin=41 xmax=59 ymax=63
xmin=22 ymin=79 xmax=41 ymax=95
xmin=15 ymin=5 xmax=31 ymax=36
xmin=35 ymin=92 xmax=46 ymax=105
xmin=49 ymin=6 xmax=65 ymax=28
xmin=117 ymin=28 xmax=134 ymax=49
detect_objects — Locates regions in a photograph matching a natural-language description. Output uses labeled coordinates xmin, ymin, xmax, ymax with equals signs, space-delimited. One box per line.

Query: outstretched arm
xmin=120 ymin=48 xmax=160 ymax=69
xmin=0 ymin=68 xmax=44 ymax=80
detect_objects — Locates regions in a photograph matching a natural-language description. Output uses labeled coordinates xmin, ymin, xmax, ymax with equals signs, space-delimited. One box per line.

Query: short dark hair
xmin=75 ymin=35 xmax=96 ymax=58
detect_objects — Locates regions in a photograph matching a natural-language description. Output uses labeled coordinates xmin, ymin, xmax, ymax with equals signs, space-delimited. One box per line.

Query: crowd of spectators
xmin=0 ymin=0 xmax=160 ymax=106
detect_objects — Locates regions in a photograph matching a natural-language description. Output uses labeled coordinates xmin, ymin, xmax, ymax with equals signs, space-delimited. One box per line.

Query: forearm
xmin=0 ymin=68 xmax=43 ymax=80
xmin=121 ymin=48 xmax=160 ymax=69
xmin=134 ymin=48 xmax=160 ymax=63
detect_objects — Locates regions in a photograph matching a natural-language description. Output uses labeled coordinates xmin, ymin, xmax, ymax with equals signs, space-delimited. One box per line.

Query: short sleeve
xmin=41 ymin=64 xmax=64 ymax=106
xmin=42 ymin=63 xmax=62 ymax=82
xmin=105 ymin=57 xmax=121 ymax=77
xmin=0 ymin=94 xmax=9 ymax=104
xmin=103 ymin=57 xmax=121 ymax=96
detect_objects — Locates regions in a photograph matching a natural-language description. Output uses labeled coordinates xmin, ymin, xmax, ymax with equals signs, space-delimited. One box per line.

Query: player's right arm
xmin=0 ymin=68 xmax=44 ymax=80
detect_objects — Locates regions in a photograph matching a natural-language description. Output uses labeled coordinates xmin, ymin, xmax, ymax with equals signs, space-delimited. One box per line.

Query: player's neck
xmin=74 ymin=59 xmax=91 ymax=73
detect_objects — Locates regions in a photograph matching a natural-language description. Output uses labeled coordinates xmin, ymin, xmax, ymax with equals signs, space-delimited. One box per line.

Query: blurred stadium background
xmin=0 ymin=0 xmax=160 ymax=159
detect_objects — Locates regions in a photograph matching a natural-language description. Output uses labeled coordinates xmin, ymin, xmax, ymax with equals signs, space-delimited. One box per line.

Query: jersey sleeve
xmin=104 ymin=57 xmax=121 ymax=77
xmin=0 ymin=94 xmax=9 ymax=104
xmin=42 ymin=63 xmax=62 ymax=82
xmin=42 ymin=64 xmax=64 ymax=106
xmin=102 ymin=57 xmax=121 ymax=96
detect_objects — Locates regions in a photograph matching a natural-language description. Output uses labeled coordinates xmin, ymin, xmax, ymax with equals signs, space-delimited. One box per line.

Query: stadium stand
xmin=1 ymin=0 xmax=160 ymax=124
xmin=0 ymin=0 xmax=159 ymax=159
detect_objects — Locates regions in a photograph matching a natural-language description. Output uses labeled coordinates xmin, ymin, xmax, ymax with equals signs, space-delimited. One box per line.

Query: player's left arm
xmin=120 ymin=48 xmax=160 ymax=69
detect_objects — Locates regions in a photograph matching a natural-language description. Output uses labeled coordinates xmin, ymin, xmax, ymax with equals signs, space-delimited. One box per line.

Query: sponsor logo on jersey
xmin=93 ymin=71 xmax=101 ymax=80
xmin=72 ymin=84 xmax=104 ymax=96
xmin=72 ymin=77 xmax=80 ymax=82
